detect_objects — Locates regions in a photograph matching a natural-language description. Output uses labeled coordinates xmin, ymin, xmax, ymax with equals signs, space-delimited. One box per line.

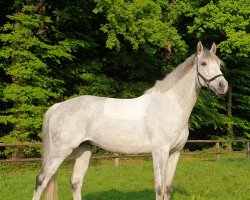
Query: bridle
xmin=196 ymin=57 xmax=224 ymax=88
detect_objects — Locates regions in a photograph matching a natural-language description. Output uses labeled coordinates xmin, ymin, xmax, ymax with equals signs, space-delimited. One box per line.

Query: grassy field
xmin=1 ymin=157 xmax=250 ymax=200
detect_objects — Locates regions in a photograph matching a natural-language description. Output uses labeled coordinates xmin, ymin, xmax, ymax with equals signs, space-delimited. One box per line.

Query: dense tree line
xmin=0 ymin=0 xmax=249 ymax=158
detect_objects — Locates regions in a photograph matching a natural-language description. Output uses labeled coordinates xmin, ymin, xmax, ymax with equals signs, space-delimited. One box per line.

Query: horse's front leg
xmin=152 ymin=145 xmax=170 ymax=200
xmin=164 ymin=151 xmax=180 ymax=200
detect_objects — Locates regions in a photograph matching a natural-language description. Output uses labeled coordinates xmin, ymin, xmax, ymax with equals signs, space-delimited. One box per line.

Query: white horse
xmin=32 ymin=42 xmax=228 ymax=200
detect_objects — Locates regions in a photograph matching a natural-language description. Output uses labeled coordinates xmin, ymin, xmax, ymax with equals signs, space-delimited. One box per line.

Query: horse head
xmin=196 ymin=41 xmax=228 ymax=95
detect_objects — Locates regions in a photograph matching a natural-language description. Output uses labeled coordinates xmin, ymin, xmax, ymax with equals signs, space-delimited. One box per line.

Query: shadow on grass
xmin=84 ymin=187 xmax=189 ymax=200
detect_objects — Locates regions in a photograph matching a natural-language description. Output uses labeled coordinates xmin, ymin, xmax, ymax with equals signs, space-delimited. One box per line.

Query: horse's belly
xmin=89 ymin=120 xmax=151 ymax=154
xmin=94 ymin=137 xmax=151 ymax=154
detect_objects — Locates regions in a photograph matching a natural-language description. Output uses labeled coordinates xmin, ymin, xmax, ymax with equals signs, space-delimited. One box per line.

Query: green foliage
xmin=94 ymin=0 xmax=187 ymax=54
xmin=79 ymin=72 xmax=119 ymax=97
xmin=0 ymin=4 xmax=84 ymax=157
xmin=190 ymin=91 xmax=228 ymax=130
xmin=0 ymin=0 xmax=249 ymax=158
xmin=120 ymin=82 xmax=150 ymax=98
xmin=188 ymin=0 xmax=250 ymax=139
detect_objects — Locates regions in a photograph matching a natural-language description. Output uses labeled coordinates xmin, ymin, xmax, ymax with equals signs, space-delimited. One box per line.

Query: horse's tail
xmin=43 ymin=103 xmax=61 ymax=200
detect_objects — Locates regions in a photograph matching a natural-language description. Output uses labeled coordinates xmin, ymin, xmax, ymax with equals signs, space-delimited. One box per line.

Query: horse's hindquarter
xmin=48 ymin=96 xmax=106 ymax=148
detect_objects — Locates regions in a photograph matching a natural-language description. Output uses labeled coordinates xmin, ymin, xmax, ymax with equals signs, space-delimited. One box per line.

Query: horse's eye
xmin=201 ymin=62 xmax=207 ymax=66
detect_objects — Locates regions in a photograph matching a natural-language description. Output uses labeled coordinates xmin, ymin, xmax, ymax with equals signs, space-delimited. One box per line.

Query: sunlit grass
xmin=0 ymin=157 xmax=249 ymax=200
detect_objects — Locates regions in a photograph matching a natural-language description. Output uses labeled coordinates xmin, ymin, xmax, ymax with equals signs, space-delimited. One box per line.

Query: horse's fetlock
xmin=35 ymin=172 xmax=45 ymax=190
xmin=164 ymin=186 xmax=173 ymax=200
xmin=71 ymin=178 xmax=80 ymax=191
xmin=165 ymin=186 xmax=173 ymax=195
xmin=156 ymin=185 xmax=163 ymax=196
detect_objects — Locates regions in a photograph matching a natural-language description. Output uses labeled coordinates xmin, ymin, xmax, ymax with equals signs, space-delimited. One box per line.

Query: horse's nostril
xmin=219 ymin=81 xmax=224 ymax=90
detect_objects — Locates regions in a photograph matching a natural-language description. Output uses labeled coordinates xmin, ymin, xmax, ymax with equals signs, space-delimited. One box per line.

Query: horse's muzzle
xmin=218 ymin=80 xmax=228 ymax=94
xmin=214 ymin=79 xmax=228 ymax=96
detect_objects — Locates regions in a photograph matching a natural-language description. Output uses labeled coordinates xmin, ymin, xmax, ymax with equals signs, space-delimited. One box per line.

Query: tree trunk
xmin=227 ymin=85 xmax=233 ymax=151
xmin=11 ymin=12 xmax=26 ymax=158
xmin=34 ymin=0 xmax=46 ymax=36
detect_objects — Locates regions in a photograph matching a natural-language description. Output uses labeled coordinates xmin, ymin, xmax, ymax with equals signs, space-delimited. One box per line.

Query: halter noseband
xmin=196 ymin=57 xmax=224 ymax=88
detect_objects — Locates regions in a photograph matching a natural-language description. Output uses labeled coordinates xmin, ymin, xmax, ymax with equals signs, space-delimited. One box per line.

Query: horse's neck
xmin=170 ymin=65 xmax=200 ymax=120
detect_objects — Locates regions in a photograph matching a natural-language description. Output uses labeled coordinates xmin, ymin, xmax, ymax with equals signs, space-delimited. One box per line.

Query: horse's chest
xmin=148 ymin=98 xmax=184 ymax=131
xmin=170 ymin=127 xmax=189 ymax=153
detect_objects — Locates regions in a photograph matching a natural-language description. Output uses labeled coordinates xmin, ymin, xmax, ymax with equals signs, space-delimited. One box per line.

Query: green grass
xmin=0 ymin=158 xmax=250 ymax=200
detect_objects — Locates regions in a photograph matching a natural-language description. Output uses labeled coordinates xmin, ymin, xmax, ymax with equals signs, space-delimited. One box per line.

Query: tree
xmin=0 ymin=0 xmax=249 ymax=158
xmin=0 ymin=2 xmax=84 ymax=157
xmin=188 ymin=0 xmax=250 ymax=141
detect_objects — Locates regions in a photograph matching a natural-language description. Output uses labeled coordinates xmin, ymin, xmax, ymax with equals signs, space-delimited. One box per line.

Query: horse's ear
xmin=197 ymin=41 xmax=203 ymax=55
xmin=210 ymin=42 xmax=217 ymax=54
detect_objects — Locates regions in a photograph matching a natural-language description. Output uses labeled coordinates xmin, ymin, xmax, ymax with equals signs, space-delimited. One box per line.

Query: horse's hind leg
xmin=71 ymin=144 xmax=92 ymax=200
xmin=32 ymin=148 xmax=73 ymax=200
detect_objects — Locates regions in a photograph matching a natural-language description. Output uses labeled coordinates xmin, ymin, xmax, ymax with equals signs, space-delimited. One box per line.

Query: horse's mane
xmin=145 ymin=54 xmax=197 ymax=94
